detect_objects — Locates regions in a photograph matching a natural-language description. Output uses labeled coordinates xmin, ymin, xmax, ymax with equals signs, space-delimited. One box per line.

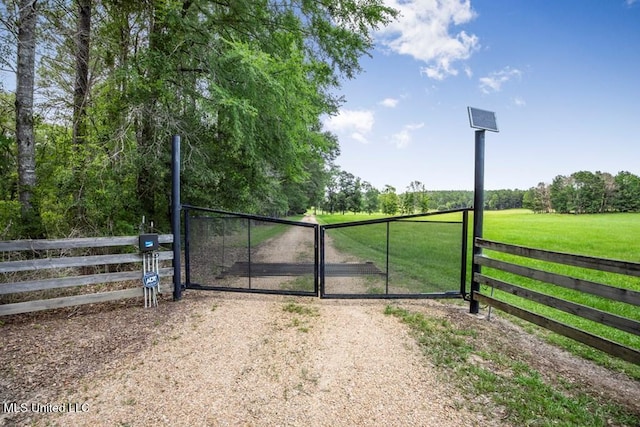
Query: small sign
xmin=143 ymin=272 xmax=159 ymax=288
xmin=468 ymin=107 xmax=499 ymax=132
xmin=138 ymin=234 xmax=159 ymax=252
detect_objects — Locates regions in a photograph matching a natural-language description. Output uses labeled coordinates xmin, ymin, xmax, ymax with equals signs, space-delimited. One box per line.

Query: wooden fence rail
xmin=0 ymin=235 xmax=174 ymax=316
xmin=473 ymin=238 xmax=640 ymax=365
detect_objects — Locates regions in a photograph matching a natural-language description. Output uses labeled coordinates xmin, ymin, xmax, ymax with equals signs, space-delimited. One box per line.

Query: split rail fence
xmin=472 ymin=238 xmax=640 ymax=365
xmin=0 ymin=235 xmax=174 ymax=316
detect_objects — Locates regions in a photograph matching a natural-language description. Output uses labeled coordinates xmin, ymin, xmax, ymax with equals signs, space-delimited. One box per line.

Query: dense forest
xmin=0 ymin=0 xmax=396 ymax=238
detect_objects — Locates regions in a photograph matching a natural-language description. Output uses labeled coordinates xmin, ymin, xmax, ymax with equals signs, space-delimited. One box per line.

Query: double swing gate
xmin=183 ymin=205 xmax=470 ymax=299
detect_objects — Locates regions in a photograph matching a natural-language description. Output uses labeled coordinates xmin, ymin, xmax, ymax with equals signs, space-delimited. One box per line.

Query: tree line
xmin=318 ymin=168 xmax=640 ymax=216
xmin=317 ymin=166 xmax=525 ymax=215
xmin=320 ymin=172 xmax=432 ymax=216
xmin=524 ymin=171 xmax=640 ymax=214
xmin=0 ymin=0 xmax=396 ymax=239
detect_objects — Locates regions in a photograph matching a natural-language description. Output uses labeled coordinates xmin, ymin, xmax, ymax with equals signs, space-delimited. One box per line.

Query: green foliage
xmin=0 ymin=200 xmax=21 ymax=239
xmin=362 ymin=182 xmax=380 ymax=214
xmin=613 ymin=171 xmax=640 ymax=212
xmin=379 ymin=185 xmax=399 ymax=215
xmin=3 ymin=0 xmax=395 ymax=237
xmin=427 ymin=190 xmax=474 ymax=211
xmin=0 ymin=90 xmax=15 ymax=202
xmin=548 ymin=170 xmax=639 ymax=214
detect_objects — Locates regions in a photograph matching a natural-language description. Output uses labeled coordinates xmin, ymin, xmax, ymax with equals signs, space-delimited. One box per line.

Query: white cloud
xmin=323 ymin=109 xmax=375 ymax=143
xmin=379 ymin=98 xmax=399 ymax=108
xmin=626 ymin=0 xmax=638 ymax=6
xmin=479 ymin=66 xmax=522 ymax=94
xmin=513 ymin=97 xmax=526 ymax=107
xmin=391 ymin=122 xmax=425 ymax=148
xmin=323 ymin=109 xmax=374 ymax=133
xmin=351 ymin=132 xmax=369 ymax=144
xmin=377 ymin=0 xmax=479 ymax=80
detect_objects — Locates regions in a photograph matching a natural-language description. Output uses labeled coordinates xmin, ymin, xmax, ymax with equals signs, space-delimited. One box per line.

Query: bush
xmin=0 ymin=201 xmax=22 ymax=239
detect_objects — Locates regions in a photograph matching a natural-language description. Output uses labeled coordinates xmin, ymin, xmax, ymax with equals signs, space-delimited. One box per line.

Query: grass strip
xmin=384 ymin=305 xmax=639 ymax=427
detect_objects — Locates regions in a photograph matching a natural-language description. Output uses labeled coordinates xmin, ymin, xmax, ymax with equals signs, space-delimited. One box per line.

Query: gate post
xmin=172 ymin=135 xmax=182 ymax=301
xmin=466 ymin=107 xmax=499 ymax=314
xmin=470 ymin=130 xmax=485 ymax=314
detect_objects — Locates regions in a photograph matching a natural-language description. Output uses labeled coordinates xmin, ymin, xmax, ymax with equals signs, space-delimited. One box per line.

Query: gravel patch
xmin=23 ymin=294 xmax=484 ymax=427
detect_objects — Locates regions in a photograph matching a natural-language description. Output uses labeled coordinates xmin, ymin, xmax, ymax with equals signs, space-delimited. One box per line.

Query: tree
xmin=15 ymin=0 xmax=38 ymax=223
xmin=300 ymin=133 xmax=340 ymax=215
xmin=427 ymin=190 xmax=473 ymax=211
xmin=523 ymin=183 xmax=551 ymax=213
xmin=550 ymin=175 xmax=574 ymax=213
xmin=0 ymin=90 xmax=15 ymax=200
xmin=400 ymin=180 xmax=428 ymax=214
xmin=613 ymin=171 xmax=640 ymax=212
xmin=322 ymin=164 xmax=341 ymax=214
xmin=334 ymin=170 xmax=360 ymax=214
xmin=361 ymin=181 xmax=379 ymax=214
xmin=379 ymin=185 xmax=399 ymax=215
xmin=571 ymin=171 xmax=604 ymax=214
xmin=72 ymin=0 xmax=91 ymax=148
xmin=398 ymin=181 xmax=428 ymax=214
xmin=0 ymin=89 xmax=20 ymax=238
xmin=596 ymin=171 xmax=616 ymax=212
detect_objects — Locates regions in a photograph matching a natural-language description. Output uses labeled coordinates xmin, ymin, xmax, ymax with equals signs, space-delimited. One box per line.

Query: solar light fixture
xmin=467 ymin=106 xmax=499 ymax=315
xmin=467 ymin=107 xmax=499 ymax=132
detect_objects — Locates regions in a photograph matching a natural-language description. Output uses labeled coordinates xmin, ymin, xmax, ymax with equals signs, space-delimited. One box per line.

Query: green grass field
xmin=480 ymin=210 xmax=640 ymax=367
xmin=483 ymin=209 xmax=640 ymax=261
xmin=316 ymin=209 xmax=640 ymax=370
xmin=319 ymin=211 xmax=467 ymax=294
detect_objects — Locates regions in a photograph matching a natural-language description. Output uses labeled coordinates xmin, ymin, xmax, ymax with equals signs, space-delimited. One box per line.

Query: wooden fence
xmin=0 ymin=235 xmax=174 ymax=316
xmin=472 ymin=238 xmax=640 ymax=365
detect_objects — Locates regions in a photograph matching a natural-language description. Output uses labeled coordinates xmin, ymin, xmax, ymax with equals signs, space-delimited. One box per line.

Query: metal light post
xmin=467 ymin=107 xmax=498 ymax=314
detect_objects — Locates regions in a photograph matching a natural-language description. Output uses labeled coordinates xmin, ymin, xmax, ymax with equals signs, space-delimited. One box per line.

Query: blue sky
xmin=322 ymin=0 xmax=640 ymax=191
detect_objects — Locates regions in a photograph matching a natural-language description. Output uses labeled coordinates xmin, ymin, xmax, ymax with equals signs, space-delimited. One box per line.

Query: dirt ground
xmin=1 ymin=216 xmax=638 ymax=426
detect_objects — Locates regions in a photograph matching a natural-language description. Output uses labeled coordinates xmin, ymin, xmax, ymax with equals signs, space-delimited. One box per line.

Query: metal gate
xmin=320 ymin=209 xmax=469 ymax=299
xmin=183 ymin=205 xmax=319 ymax=296
xmin=183 ymin=205 xmax=469 ymax=299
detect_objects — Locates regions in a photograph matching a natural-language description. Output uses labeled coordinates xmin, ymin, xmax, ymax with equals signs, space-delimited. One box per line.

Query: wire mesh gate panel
xmin=183 ymin=206 xmax=469 ymax=299
xmin=184 ymin=206 xmax=318 ymax=296
xmin=320 ymin=210 xmax=469 ymax=299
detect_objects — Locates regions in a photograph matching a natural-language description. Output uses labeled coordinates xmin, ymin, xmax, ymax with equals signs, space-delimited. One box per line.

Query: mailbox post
xmin=139 ymin=233 xmax=160 ymax=308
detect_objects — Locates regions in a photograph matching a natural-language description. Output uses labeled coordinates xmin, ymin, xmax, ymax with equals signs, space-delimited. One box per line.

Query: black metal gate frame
xmin=183 ymin=205 xmax=320 ymax=296
xmin=319 ymin=209 xmax=469 ymax=299
xmin=182 ymin=205 xmax=470 ymax=300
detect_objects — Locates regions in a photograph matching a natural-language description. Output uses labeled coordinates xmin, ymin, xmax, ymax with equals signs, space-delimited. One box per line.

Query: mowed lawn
xmin=316 ymin=209 xmax=640 ymax=362
xmin=481 ymin=209 xmax=640 ymax=359
xmin=483 ymin=209 xmax=640 ymax=261
xmin=317 ymin=211 xmax=468 ymax=294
